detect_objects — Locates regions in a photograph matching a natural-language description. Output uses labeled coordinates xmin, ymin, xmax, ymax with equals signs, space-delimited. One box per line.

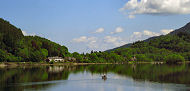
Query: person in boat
xmin=102 ymin=74 xmax=107 ymax=80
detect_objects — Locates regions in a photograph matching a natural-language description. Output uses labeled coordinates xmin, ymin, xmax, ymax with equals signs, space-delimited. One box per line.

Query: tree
xmin=89 ymin=53 xmax=98 ymax=62
xmin=0 ymin=49 xmax=7 ymax=62
xmin=30 ymin=51 xmax=44 ymax=62
xmin=164 ymin=54 xmax=185 ymax=64
xmin=41 ymin=49 xmax=48 ymax=58
xmin=136 ymin=54 xmax=152 ymax=62
xmin=72 ymin=52 xmax=82 ymax=62
xmin=16 ymin=48 xmax=29 ymax=61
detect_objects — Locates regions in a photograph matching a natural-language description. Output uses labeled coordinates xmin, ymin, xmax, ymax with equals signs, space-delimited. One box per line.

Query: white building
xmin=47 ymin=56 xmax=64 ymax=62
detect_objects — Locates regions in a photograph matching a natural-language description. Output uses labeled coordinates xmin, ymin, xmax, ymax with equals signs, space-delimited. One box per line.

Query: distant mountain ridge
xmin=106 ymin=22 xmax=190 ymax=52
xmin=170 ymin=22 xmax=190 ymax=35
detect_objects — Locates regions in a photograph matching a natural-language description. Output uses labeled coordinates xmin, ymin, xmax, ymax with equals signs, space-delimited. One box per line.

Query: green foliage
xmin=41 ymin=49 xmax=48 ymax=58
xmin=49 ymin=61 xmax=54 ymax=64
xmin=136 ymin=54 xmax=152 ymax=62
xmin=110 ymin=32 xmax=190 ymax=63
xmin=72 ymin=52 xmax=82 ymax=62
xmin=16 ymin=48 xmax=29 ymax=61
xmin=0 ymin=18 xmax=190 ymax=63
xmin=164 ymin=54 xmax=185 ymax=63
xmin=0 ymin=18 xmax=69 ymax=62
xmin=0 ymin=49 xmax=7 ymax=62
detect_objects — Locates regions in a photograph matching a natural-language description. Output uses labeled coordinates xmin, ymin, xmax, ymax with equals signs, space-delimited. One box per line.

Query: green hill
xmin=1 ymin=18 xmax=190 ymax=63
xmin=107 ymin=22 xmax=190 ymax=52
xmin=107 ymin=23 xmax=190 ymax=63
xmin=0 ymin=18 xmax=69 ymax=62
xmin=81 ymin=22 xmax=190 ymax=63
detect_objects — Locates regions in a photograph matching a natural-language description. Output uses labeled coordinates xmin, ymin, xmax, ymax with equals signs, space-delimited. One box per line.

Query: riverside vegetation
xmin=0 ymin=18 xmax=190 ymax=63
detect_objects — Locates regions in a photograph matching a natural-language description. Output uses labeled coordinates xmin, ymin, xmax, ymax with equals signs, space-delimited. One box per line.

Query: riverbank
xmin=0 ymin=61 xmax=188 ymax=68
xmin=0 ymin=62 xmax=120 ymax=68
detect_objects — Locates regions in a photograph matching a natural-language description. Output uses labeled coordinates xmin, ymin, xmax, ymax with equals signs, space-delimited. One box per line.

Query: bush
xmin=0 ymin=49 xmax=7 ymax=62
xmin=147 ymin=54 xmax=165 ymax=61
xmin=49 ymin=61 xmax=54 ymax=64
xmin=136 ymin=54 xmax=152 ymax=62
xmin=164 ymin=54 xmax=185 ymax=63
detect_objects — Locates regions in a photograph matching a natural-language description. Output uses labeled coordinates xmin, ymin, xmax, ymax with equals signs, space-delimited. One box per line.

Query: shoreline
xmin=0 ymin=61 xmax=188 ymax=68
xmin=0 ymin=62 xmax=120 ymax=67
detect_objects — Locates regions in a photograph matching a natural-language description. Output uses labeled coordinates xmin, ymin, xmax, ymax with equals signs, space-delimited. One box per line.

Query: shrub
xmin=136 ymin=54 xmax=152 ymax=62
xmin=49 ymin=61 xmax=54 ymax=64
xmin=164 ymin=54 xmax=185 ymax=64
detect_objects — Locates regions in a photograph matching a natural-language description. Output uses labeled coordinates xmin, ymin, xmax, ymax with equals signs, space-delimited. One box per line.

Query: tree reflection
xmin=0 ymin=64 xmax=189 ymax=91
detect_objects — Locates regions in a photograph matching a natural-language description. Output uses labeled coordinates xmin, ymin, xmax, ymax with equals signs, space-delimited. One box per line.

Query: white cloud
xmin=72 ymin=36 xmax=97 ymax=43
xmin=86 ymin=37 xmax=98 ymax=49
xmin=73 ymin=36 xmax=126 ymax=52
xmin=130 ymin=29 xmax=173 ymax=42
xmin=87 ymin=40 xmax=98 ymax=49
xmin=130 ymin=32 xmax=144 ymax=42
xmin=131 ymin=30 xmax=160 ymax=39
xmin=143 ymin=30 xmax=160 ymax=36
xmin=22 ymin=31 xmax=27 ymax=36
xmin=160 ymin=29 xmax=174 ymax=35
xmin=71 ymin=28 xmax=174 ymax=53
xmin=128 ymin=15 xmax=135 ymax=19
xmin=111 ymin=27 xmax=124 ymax=34
xmin=131 ymin=30 xmax=160 ymax=42
xmin=104 ymin=36 xmax=126 ymax=46
xmin=22 ymin=31 xmax=35 ymax=36
xmin=72 ymin=36 xmax=88 ymax=43
xmin=120 ymin=0 xmax=190 ymax=18
xmin=94 ymin=28 xmax=104 ymax=33
xmin=72 ymin=36 xmax=98 ymax=49
xmin=133 ymin=32 xmax=141 ymax=36
xmin=132 ymin=32 xmax=142 ymax=38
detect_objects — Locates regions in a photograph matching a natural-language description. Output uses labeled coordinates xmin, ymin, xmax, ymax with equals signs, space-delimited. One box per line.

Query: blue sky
xmin=0 ymin=0 xmax=190 ymax=53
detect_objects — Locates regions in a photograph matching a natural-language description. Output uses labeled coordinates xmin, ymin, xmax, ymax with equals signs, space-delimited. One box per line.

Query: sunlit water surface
xmin=1 ymin=64 xmax=190 ymax=91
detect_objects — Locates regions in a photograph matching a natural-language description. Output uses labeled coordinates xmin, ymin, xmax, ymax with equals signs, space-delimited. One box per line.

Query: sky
xmin=0 ymin=0 xmax=190 ymax=53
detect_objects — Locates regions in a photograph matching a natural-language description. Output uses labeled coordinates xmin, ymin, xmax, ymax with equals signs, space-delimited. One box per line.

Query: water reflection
xmin=0 ymin=64 xmax=190 ymax=91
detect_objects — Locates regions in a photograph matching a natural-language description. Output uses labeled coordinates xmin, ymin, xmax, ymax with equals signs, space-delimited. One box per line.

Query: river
xmin=1 ymin=64 xmax=190 ymax=91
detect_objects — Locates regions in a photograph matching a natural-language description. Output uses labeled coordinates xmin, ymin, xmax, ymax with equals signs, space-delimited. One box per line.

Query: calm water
xmin=1 ymin=64 xmax=190 ymax=91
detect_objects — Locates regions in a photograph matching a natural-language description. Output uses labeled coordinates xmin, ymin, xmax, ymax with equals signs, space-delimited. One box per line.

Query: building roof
xmin=48 ymin=56 xmax=63 ymax=59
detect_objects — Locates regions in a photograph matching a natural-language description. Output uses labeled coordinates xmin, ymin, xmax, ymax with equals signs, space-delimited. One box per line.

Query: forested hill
xmin=105 ymin=22 xmax=190 ymax=63
xmin=1 ymin=17 xmax=190 ymax=63
xmin=107 ymin=22 xmax=190 ymax=52
xmin=0 ymin=18 xmax=69 ymax=62
xmin=68 ymin=22 xmax=190 ymax=63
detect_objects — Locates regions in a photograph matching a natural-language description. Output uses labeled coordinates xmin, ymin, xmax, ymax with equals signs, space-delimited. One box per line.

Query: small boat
xmin=102 ymin=75 xmax=107 ymax=80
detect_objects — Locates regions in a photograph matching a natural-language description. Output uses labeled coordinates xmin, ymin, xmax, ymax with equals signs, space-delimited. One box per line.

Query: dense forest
xmin=73 ymin=32 xmax=189 ymax=63
xmin=77 ymin=23 xmax=190 ymax=63
xmin=0 ymin=18 xmax=190 ymax=63
xmin=0 ymin=18 xmax=69 ymax=62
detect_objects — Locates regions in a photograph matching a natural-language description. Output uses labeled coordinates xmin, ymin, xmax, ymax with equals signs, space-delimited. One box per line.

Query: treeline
xmin=73 ymin=32 xmax=190 ymax=63
xmin=0 ymin=18 xmax=69 ymax=62
xmin=1 ymin=18 xmax=190 ymax=63
xmin=128 ymin=32 xmax=190 ymax=63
